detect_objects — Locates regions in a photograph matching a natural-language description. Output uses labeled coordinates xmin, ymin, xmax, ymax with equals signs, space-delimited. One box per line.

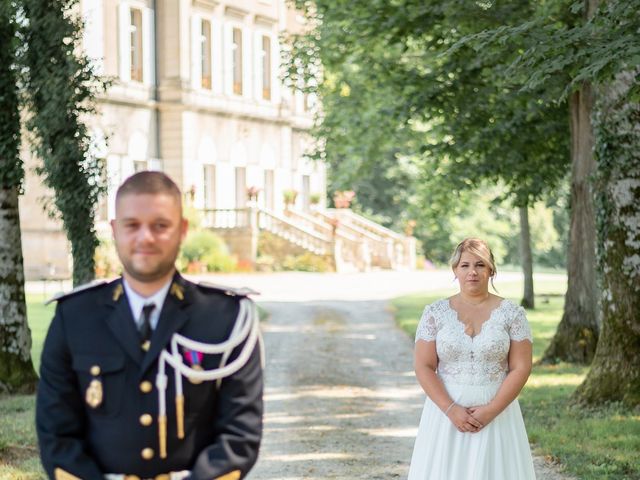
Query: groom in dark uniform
xmin=36 ymin=171 xmax=263 ymax=480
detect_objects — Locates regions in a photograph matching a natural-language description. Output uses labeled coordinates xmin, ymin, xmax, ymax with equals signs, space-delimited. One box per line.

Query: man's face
xmin=111 ymin=193 xmax=188 ymax=283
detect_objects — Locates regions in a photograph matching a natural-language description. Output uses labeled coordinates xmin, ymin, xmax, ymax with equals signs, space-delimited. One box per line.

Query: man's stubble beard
xmin=119 ymin=243 xmax=182 ymax=284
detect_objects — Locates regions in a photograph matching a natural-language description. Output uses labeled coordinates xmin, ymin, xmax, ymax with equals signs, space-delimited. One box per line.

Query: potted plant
xmin=309 ymin=193 xmax=322 ymax=209
xmin=283 ymin=189 xmax=298 ymax=209
xmin=333 ymin=190 xmax=356 ymax=208
xmin=246 ymin=185 xmax=260 ymax=202
xmin=404 ymin=219 xmax=417 ymax=236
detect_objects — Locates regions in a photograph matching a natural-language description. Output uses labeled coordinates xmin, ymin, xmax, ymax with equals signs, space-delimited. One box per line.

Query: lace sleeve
xmin=415 ymin=305 xmax=437 ymax=343
xmin=509 ymin=306 xmax=533 ymax=343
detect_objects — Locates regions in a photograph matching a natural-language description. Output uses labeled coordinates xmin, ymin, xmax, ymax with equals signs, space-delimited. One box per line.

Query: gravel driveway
xmin=191 ymin=271 xmax=574 ymax=480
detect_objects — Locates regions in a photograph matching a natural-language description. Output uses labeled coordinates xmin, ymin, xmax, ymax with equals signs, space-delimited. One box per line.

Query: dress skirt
xmin=407 ymin=381 xmax=536 ymax=480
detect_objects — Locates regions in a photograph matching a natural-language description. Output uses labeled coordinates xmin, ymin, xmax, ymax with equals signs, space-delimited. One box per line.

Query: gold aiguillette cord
xmin=158 ymin=414 xmax=167 ymax=459
xmin=176 ymin=394 xmax=185 ymax=439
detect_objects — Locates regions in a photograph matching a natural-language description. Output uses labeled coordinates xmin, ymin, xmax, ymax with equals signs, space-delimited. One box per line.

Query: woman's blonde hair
xmin=450 ymin=238 xmax=497 ymax=288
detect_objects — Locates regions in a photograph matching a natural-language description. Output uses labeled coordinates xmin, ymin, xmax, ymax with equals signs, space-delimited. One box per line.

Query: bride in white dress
xmin=408 ymin=238 xmax=536 ymax=480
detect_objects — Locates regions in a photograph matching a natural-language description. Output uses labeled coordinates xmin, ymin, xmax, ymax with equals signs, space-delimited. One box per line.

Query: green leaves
xmin=468 ymin=0 xmax=640 ymax=98
xmin=285 ymin=0 xmax=574 ymax=259
xmin=0 ymin=0 xmax=23 ymax=189
xmin=22 ymin=0 xmax=108 ymax=285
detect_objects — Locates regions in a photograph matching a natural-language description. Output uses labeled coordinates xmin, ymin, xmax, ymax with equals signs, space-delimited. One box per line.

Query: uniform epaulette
xmin=197 ymin=281 xmax=260 ymax=297
xmin=45 ymin=280 xmax=108 ymax=305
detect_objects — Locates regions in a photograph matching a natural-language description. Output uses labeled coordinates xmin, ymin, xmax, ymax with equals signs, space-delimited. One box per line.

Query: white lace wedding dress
xmin=408 ymin=299 xmax=536 ymax=480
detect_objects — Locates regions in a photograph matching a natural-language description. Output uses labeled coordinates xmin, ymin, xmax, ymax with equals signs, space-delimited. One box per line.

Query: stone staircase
xmin=202 ymin=206 xmax=415 ymax=272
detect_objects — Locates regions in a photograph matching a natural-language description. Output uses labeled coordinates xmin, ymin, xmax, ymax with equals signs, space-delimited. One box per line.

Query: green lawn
xmin=0 ymin=295 xmax=53 ymax=479
xmin=26 ymin=295 xmax=56 ymax=374
xmin=392 ymin=276 xmax=640 ymax=480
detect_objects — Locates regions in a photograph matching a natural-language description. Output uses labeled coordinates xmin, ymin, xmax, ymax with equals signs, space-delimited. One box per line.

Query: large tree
xmin=0 ymin=0 xmax=38 ymax=393
xmin=470 ymin=0 xmax=639 ymax=394
xmin=287 ymin=0 xmax=570 ymax=306
xmin=529 ymin=0 xmax=601 ymax=364
xmin=574 ymin=69 xmax=640 ymax=406
xmin=23 ymin=0 xmax=105 ymax=286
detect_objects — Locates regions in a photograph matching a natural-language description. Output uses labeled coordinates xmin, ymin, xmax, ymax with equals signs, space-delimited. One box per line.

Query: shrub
xmin=258 ymin=231 xmax=307 ymax=258
xmin=258 ymin=231 xmax=333 ymax=272
xmin=179 ymin=230 xmax=235 ymax=273
xmin=282 ymin=252 xmax=333 ymax=272
xmin=255 ymin=255 xmax=275 ymax=272
xmin=94 ymin=236 xmax=121 ymax=278
xmin=183 ymin=206 xmax=203 ymax=229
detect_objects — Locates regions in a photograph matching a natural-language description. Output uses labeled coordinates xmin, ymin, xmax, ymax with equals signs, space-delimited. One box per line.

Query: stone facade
xmin=20 ymin=0 xmax=325 ymax=280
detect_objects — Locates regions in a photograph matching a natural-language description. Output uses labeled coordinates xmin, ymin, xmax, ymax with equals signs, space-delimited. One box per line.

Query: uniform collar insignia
xmin=170 ymin=282 xmax=184 ymax=301
xmin=112 ymin=283 xmax=124 ymax=302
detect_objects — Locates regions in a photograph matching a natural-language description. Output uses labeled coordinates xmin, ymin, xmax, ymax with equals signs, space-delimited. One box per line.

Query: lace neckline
xmin=446 ymin=298 xmax=507 ymax=340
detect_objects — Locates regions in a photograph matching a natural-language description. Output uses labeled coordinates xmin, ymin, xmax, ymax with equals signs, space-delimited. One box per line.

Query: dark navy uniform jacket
xmin=36 ymin=273 xmax=263 ymax=480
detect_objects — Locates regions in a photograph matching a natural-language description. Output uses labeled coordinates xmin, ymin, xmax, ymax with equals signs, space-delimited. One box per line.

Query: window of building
xmin=130 ymin=8 xmax=143 ymax=82
xmin=232 ymin=27 xmax=243 ymax=95
xmin=235 ymin=166 xmax=246 ymax=207
xmin=302 ymin=175 xmax=310 ymax=211
xmin=261 ymin=35 xmax=271 ymax=100
xmin=203 ymin=164 xmax=216 ymax=209
xmin=201 ymin=19 xmax=212 ymax=90
xmin=264 ymin=170 xmax=274 ymax=210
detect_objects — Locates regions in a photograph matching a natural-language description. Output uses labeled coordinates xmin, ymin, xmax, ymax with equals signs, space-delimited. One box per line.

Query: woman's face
xmin=453 ymin=251 xmax=492 ymax=295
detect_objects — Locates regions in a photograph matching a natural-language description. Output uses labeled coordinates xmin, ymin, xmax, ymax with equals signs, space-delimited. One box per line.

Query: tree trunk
xmin=540 ymin=83 xmax=599 ymax=364
xmin=23 ymin=0 xmax=101 ymax=287
xmin=0 ymin=187 xmax=38 ymax=393
xmin=69 ymin=230 xmax=97 ymax=286
xmin=519 ymin=205 xmax=534 ymax=309
xmin=572 ymin=71 xmax=640 ymax=407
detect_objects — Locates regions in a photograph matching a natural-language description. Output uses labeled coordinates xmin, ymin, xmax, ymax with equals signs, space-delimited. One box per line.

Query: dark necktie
xmin=139 ymin=304 xmax=155 ymax=351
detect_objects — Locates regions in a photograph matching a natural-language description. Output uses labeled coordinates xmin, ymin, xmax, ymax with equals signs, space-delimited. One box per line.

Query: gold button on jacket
xmin=139 ymin=381 xmax=153 ymax=393
xmin=141 ymin=448 xmax=154 ymax=460
xmin=139 ymin=414 xmax=153 ymax=426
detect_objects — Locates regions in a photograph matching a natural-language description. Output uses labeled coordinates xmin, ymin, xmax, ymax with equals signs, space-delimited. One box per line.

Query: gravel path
xmin=248 ymin=300 xmax=420 ymax=479
xmin=189 ymin=271 xmax=574 ymax=479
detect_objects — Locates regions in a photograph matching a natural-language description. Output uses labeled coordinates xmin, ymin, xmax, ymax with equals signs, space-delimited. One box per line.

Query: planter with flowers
xmin=246 ymin=185 xmax=260 ymax=203
xmin=333 ymin=190 xmax=356 ymax=209
xmin=404 ymin=219 xmax=417 ymax=236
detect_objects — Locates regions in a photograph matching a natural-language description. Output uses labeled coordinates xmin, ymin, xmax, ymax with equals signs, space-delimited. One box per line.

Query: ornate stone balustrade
xmin=202 ymin=206 xmax=415 ymax=272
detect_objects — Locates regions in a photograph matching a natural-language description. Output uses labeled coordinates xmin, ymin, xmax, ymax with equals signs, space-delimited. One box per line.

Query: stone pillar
xmin=403 ymin=236 xmax=417 ymax=270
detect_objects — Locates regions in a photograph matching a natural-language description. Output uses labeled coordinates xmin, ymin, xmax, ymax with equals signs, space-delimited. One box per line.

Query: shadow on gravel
xmin=248 ymin=300 xmax=424 ymax=479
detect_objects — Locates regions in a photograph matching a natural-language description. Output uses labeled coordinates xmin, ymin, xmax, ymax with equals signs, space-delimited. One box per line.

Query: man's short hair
xmin=116 ymin=171 xmax=182 ymax=206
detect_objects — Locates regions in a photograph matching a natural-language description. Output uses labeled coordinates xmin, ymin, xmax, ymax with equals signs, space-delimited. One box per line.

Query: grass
xmin=391 ymin=276 xmax=640 ymax=480
xmin=0 ymin=295 xmax=52 ymax=479
xmin=0 ymin=395 xmax=41 ymax=479
xmin=25 ymin=295 xmax=56 ymax=374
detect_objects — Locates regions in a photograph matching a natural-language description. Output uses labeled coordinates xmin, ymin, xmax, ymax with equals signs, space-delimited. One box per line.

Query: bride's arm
xmin=469 ymin=339 xmax=532 ymax=427
xmin=415 ymin=340 xmax=482 ymax=433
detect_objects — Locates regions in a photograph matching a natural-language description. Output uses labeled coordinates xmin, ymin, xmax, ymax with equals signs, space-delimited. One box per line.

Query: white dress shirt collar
xmin=122 ymin=277 xmax=173 ymax=331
